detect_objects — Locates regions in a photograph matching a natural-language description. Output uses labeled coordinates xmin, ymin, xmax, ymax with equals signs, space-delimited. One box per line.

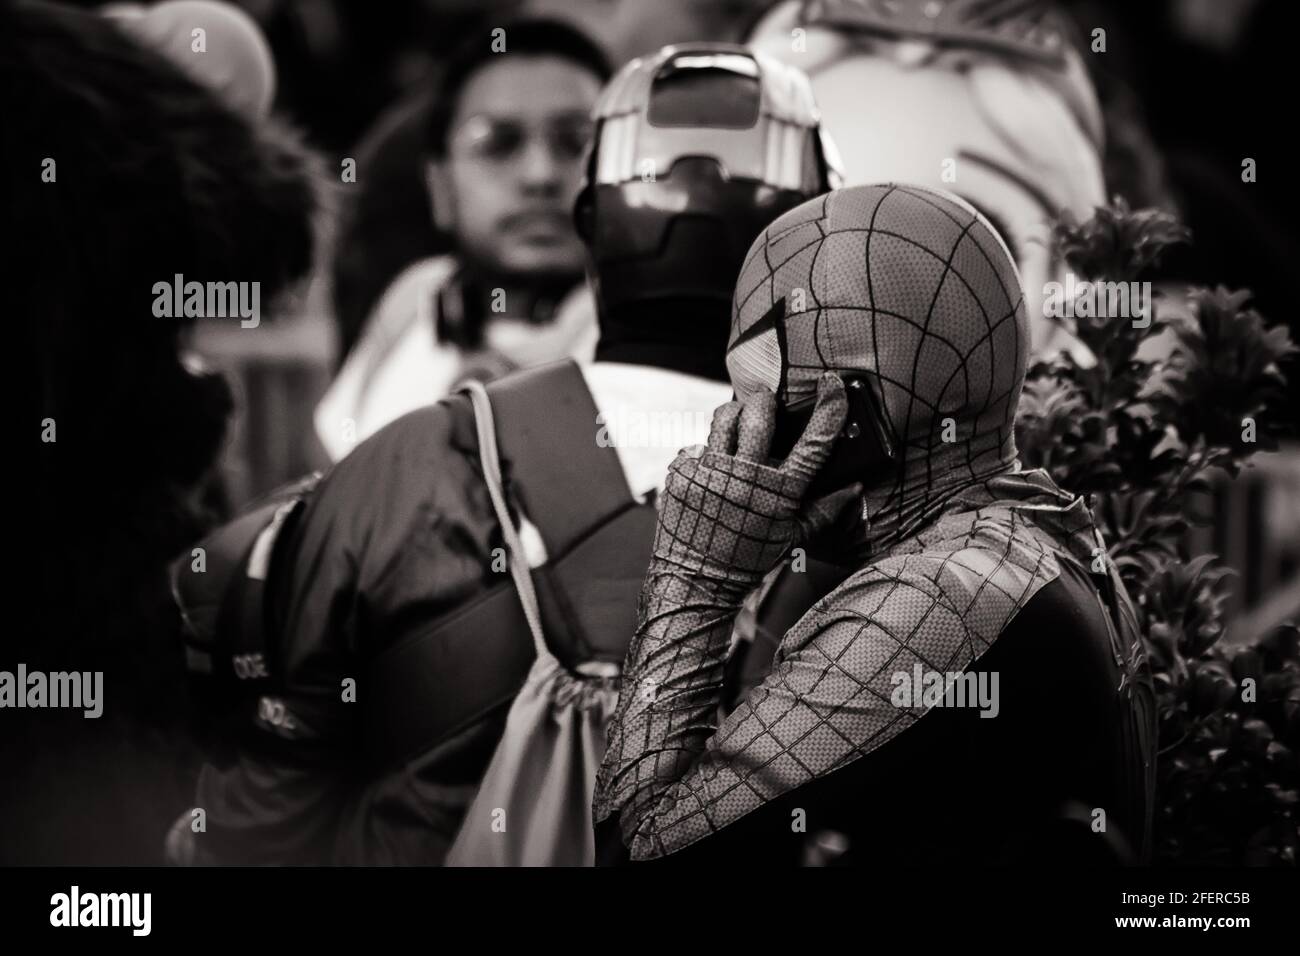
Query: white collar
xmin=580 ymin=362 xmax=733 ymax=501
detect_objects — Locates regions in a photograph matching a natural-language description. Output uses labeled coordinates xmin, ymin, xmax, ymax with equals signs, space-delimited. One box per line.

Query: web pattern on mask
xmin=726 ymin=182 xmax=1028 ymax=544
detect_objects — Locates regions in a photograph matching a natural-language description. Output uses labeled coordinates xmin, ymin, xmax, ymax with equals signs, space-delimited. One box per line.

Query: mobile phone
xmin=770 ymin=373 xmax=897 ymax=497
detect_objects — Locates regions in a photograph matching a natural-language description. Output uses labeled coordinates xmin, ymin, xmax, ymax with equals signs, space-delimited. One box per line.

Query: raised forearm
xmin=597 ymin=556 xmax=750 ymax=838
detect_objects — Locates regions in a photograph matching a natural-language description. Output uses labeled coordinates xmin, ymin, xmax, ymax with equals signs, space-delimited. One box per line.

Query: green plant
xmin=1013 ymin=198 xmax=1300 ymax=865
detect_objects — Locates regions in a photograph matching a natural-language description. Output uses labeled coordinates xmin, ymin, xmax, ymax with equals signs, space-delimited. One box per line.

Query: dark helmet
xmin=574 ymin=44 xmax=841 ymax=379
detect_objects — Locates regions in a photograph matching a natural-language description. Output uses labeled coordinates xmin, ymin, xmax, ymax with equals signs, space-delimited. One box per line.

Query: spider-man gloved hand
xmin=651 ymin=372 xmax=862 ymax=603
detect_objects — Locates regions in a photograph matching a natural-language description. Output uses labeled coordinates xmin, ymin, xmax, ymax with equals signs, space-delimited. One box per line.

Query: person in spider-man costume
xmin=594 ymin=183 xmax=1157 ymax=866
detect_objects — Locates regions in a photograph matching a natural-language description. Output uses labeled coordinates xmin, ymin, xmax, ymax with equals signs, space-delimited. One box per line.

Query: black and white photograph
xmin=5 ymin=0 xmax=1299 ymax=938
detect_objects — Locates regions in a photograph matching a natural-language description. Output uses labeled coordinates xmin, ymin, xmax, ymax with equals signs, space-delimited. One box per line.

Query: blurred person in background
xmin=313 ymin=20 xmax=610 ymax=461
xmin=749 ymin=0 xmax=1107 ymax=362
xmin=329 ymin=0 xmax=767 ymax=368
xmin=5 ymin=0 xmax=320 ymax=863
xmin=170 ymin=43 xmax=837 ymax=865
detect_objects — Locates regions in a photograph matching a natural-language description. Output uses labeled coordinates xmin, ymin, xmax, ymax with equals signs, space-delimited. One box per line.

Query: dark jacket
xmin=190 ymin=363 xmax=652 ymax=864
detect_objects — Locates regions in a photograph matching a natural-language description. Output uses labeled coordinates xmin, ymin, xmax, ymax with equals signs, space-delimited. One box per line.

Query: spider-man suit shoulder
xmin=795 ymin=505 xmax=1067 ymax=664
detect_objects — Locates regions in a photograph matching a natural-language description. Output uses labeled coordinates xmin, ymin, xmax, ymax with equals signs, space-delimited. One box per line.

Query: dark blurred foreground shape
xmin=7 ymin=0 xmax=320 ymax=864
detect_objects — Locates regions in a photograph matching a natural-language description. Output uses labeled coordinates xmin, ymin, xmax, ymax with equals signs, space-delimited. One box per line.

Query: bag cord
xmin=462 ymin=379 xmax=551 ymax=663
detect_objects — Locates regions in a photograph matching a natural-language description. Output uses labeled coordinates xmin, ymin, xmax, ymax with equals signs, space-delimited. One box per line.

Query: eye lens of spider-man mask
xmin=726 ymin=296 xmax=786 ymax=403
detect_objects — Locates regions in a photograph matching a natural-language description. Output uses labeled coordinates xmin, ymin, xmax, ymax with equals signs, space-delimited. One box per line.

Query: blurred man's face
xmin=432 ymin=55 xmax=599 ymax=276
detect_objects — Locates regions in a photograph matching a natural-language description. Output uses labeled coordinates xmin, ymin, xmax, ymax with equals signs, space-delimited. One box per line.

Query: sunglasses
xmin=449 ymin=113 xmax=593 ymax=164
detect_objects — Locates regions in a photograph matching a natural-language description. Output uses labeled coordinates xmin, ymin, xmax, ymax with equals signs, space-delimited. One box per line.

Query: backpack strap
xmin=361 ymin=361 xmax=653 ymax=769
xmin=484 ymin=360 xmax=636 ymax=552
xmin=463 ymin=377 xmax=548 ymax=662
xmin=485 ymin=361 xmax=656 ymax=664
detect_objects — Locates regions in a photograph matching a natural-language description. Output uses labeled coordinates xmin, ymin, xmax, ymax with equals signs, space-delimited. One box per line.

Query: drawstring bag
xmin=444 ymin=380 xmax=620 ymax=867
